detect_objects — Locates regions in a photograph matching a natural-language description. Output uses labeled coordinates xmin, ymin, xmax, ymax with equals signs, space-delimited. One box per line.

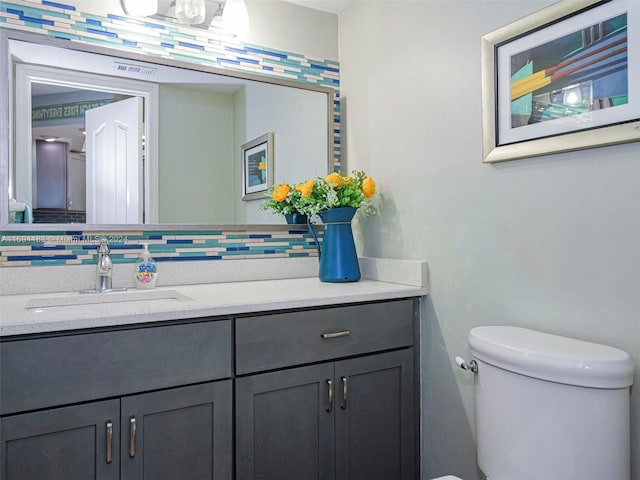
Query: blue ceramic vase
xmin=284 ymin=213 xmax=308 ymax=224
xmin=307 ymin=206 xmax=361 ymax=282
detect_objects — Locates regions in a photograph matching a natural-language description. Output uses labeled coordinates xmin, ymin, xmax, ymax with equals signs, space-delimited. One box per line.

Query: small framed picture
xmin=241 ymin=132 xmax=274 ymax=201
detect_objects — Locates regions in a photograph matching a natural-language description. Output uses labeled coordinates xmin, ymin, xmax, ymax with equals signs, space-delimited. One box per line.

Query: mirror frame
xmin=0 ymin=30 xmax=335 ymax=231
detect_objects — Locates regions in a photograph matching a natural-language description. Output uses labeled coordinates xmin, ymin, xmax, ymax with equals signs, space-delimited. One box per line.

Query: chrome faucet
xmin=95 ymin=237 xmax=113 ymax=291
xmin=79 ymin=238 xmax=126 ymax=294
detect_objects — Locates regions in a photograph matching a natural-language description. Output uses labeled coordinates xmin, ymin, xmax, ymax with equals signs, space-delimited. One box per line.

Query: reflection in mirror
xmin=2 ymin=31 xmax=334 ymax=229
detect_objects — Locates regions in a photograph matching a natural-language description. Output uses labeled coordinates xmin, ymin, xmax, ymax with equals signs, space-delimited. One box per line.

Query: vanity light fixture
xmin=120 ymin=0 xmax=159 ymax=17
xmin=221 ymin=0 xmax=249 ymax=36
xmin=120 ymin=0 xmax=249 ymax=36
xmin=175 ymin=0 xmax=206 ymax=25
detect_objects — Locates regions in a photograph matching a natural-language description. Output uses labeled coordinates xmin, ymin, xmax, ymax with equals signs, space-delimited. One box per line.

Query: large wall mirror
xmin=0 ymin=31 xmax=334 ymax=230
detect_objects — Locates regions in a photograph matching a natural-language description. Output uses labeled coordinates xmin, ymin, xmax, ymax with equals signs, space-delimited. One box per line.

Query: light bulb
xmin=222 ymin=0 xmax=249 ymax=36
xmin=175 ymin=0 xmax=206 ymax=24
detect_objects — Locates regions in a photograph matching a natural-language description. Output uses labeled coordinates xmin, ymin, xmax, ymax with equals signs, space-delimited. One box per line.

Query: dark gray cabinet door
xmin=235 ymin=349 xmax=415 ymax=480
xmin=235 ymin=363 xmax=336 ymax=480
xmin=120 ymin=380 xmax=233 ymax=480
xmin=0 ymin=399 xmax=120 ymax=480
xmin=335 ymin=349 xmax=415 ymax=480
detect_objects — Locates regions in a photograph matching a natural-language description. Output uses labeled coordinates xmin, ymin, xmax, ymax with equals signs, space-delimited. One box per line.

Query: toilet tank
xmin=469 ymin=326 xmax=634 ymax=480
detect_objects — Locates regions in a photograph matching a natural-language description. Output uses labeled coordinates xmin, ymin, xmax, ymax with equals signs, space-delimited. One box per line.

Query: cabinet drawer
xmin=235 ymin=300 xmax=414 ymax=375
xmin=0 ymin=319 xmax=231 ymax=415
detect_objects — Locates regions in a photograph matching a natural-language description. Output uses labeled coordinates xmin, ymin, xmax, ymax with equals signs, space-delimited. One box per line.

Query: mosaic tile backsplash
xmin=0 ymin=0 xmax=337 ymax=269
xmin=0 ymin=228 xmax=320 ymax=267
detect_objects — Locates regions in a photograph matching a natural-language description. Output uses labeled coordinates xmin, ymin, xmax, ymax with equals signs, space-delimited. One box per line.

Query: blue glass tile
xmin=9 ymin=255 xmax=76 ymax=262
xmin=244 ymin=46 xmax=287 ymax=59
xmin=167 ymin=239 xmax=194 ymax=244
xmin=148 ymin=235 xmax=163 ymax=240
xmin=225 ymin=46 xmax=246 ymax=54
xmin=237 ymin=56 xmax=259 ymax=65
xmin=122 ymin=39 xmax=137 ymax=47
xmin=263 ymin=250 xmax=277 ymax=254
xmin=161 ymin=42 xmax=174 ymax=48
xmin=309 ymin=62 xmax=339 ymax=73
xmin=86 ymin=18 xmax=101 ymax=26
xmin=177 ymin=41 xmax=204 ymax=51
xmin=106 ymin=13 xmax=132 ymax=22
xmin=249 ymin=234 xmax=272 ymax=239
xmin=262 ymin=66 xmax=274 ymax=71
xmin=86 ymin=27 xmax=118 ymax=38
xmin=32 ymin=245 xmax=65 ymax=251
xmin=155 ymin=255 xmax=221 ymax=262
xmin=43 ymin=1 xmax=75 ymax=10
xmin=118 ymin=244 xmax=144 ymax=250
xmin=217 ymin=57 xmax=240 ymax=65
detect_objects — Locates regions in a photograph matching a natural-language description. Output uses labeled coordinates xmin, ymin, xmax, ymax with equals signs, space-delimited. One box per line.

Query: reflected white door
xmin=67 ymin=152 xmax=86 ymax=211
xmin=85 ymin=97 xmax=143 ymax=223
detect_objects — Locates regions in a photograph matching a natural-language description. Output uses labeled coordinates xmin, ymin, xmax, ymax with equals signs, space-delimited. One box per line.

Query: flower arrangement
xmin=260 ymin=170 xmax=376 ymax=217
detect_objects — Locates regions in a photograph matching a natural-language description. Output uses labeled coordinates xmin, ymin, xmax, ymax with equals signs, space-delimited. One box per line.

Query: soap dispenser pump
xmin=134 ymin=243 xmax=158 ymax=289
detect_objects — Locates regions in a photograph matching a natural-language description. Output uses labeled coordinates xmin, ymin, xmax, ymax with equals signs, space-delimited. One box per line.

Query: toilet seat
xmin=432 ymin=476 xmax=463 ymax=480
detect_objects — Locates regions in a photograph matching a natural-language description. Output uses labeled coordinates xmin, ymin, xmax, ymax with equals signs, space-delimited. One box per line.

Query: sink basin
xmin=25 ymin=290 xmax=192 ymax=315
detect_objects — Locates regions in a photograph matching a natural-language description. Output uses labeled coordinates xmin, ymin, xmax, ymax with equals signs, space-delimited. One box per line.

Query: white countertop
xmin=0 ymin=277 xmax=426 ymax=336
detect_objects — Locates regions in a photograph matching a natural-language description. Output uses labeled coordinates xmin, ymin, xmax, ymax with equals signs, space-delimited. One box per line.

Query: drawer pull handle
xmin=129 ymin=416 xmax=137 ymax=458
xmin=326 ymin=379 xmax=334 ymax=413
xmin=321 ymin=330 xmax=350 ymax=339
xmin=340 ymin=376 xmax=348 ymax=410
xmin=106 ymin=421 xmax=113 ymax=464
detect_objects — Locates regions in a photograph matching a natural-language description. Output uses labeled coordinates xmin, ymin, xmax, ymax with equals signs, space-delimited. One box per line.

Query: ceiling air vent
xmin=113 ymin=62 xmax=158 ymax=76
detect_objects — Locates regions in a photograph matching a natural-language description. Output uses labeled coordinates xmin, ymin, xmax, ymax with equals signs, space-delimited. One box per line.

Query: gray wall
xmin=158 ymin=84 xmax=235 ymax=224
xmin=338 ymin=1 xmax=639 ymax=478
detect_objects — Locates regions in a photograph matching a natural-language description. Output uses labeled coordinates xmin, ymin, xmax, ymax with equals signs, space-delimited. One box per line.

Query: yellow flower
xmin=341 ymin=176 xmax=354 ymax=186
xmin=272 ymin=183 xmax=290 ymax=202
xmin=363 ymin=177 xmax=376 ymax=198
xmin=296 ymin=179 xmax=315 ymax=198
xmin=325 ymin=172 xmax=342 ymax=185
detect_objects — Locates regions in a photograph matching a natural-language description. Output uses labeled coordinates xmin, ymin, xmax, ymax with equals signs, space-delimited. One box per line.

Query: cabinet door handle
xmin=106 ymin=421 xmax=113 ymax=464
xmin=326 ymin=379 xmax=333 ymax=413
xmin=340 ymin=376 xmax=348 ymax=410
xmin=129 ymin=416 xmax=137 ymax=458
xmin=321 ymin=330 xmax=350 ymax=339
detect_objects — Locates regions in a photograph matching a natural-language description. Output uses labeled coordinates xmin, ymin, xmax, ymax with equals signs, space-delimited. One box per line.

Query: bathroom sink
xmin=25 ymin=290 xmax=192 ymax=315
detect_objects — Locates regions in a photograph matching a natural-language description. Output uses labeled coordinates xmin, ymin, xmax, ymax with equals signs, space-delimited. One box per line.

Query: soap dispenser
xmin=134 ymin=243 xmax=158 ymax=289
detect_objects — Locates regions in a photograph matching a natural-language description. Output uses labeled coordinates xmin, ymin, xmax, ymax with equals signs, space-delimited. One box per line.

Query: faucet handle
xmin=98 ymin=237 xmax=110 ymax=254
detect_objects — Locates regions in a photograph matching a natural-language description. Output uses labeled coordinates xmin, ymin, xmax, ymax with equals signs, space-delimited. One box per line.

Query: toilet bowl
xmin=431 ymin=326 xmax=634 ymax=480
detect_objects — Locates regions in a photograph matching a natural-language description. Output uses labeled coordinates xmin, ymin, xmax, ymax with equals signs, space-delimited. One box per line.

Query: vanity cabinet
xmin=235 ymin=300 xmax=416 ymax=480
xmin=0 ymin=381 xmax=232 ymax=480
xmin=1 ymin=399 xmax=120 ymax=480
xmin=0 ymin=298 xmax=419 ymax=480
xmin=0 ymin=319 xmax=233 ymax=480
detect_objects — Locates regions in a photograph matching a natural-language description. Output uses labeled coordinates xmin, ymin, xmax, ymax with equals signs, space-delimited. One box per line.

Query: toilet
xmin=434 ymin=325 xmax=635 ymax=480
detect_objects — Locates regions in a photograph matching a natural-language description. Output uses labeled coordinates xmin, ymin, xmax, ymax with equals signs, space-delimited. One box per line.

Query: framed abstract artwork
xmin=482 ymin=0 xmax=640 ymax=162
xmin=241 ymin=132 xmax=274 ymax=201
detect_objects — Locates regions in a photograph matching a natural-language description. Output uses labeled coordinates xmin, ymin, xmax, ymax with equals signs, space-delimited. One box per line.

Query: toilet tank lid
xmin=469 ymin=326 xmax=635 ymax=388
